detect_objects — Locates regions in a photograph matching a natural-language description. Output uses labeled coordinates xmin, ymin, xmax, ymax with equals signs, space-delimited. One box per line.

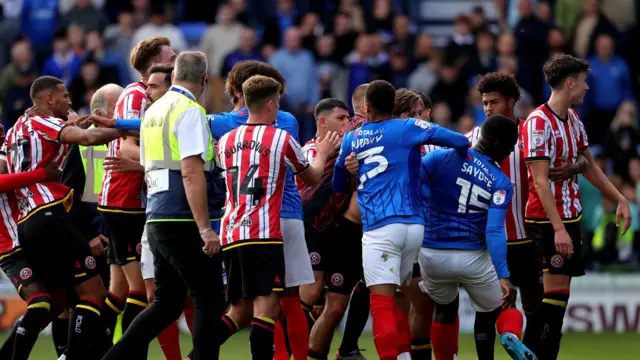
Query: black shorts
xmin=305 ymin=224 xmax=327 ymax=272
xmin=527 ymin=221 xmax=585 ymax=277
xmin=325 ymin=217 xmax=364 ymax=295
xmin=18 ymin=204 xmax=100 ymax=289
xmin=103 ymin=212 xmax=145 ymax=265
xmin=224 ymin=243 xmax=285 ymax=303
xmin=507 ymin=240 xmax=542 ymax=288
xmin=0 ymin=249 xmax=41 ymax=296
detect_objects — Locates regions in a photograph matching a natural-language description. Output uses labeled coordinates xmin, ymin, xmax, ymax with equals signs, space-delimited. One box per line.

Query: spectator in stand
xmin=554 ymin=0 xmax=582 ymax=37
xmin=572 ymin=0 xmax=617 ymax=59
xmin=201 ymin=3 xmax=243 ymax=80
xmin=331 ymin=11 xmax=358 ymax=63
xmin=536 ymin=0 xmax=555 ymax=27
xmin=345 ymin=33 xmax=392 ymax=110
xmin=602 ymin=101 xmax=640 ymax=182
xmin=430 ymin=58 xmax=468 ymax=122
xmin=299 ymin=12 xmax=321 ymax=53
xmin=181 ymin=0 xmax=219 ymax=23
xmin=270 ymin=26 xmax=318 ymax=140
xmin=315 ymin=34 xmax=344 ymax=100
xmin=457 ymin=113 xmax=475 ymax=133
xmin=446 ymin=14 xmax=475 ymax=67
xmin=60 ymin=0 xmax=109 ymax=33
xmin=514 ymin=0 xmax=549 ymax=103
xmin=338 ymin=0 xmax=365 ymax=33
xmin=59 ymin=0 xmax=104 ymax=14
xmin=85 ymin=29 xmax=130 ymax=86
xmin=229 ymin=0 xmax=251 ymax=26
xmin=221 ymin=27 xmax=264 ymax=78
xmin=42 ymin=29 xmax=83 ymax=86
xmin=469 ymin=6 xmax=489 ymax=35
xmin=263 ymin=0 xmax=299 ymax=49
xmin=464 ymin=30 xmax=497 ymax=78
xmin=369 ymin=0 xmax=394 ymax=33
xmin=0 ymin=39 xmax=36 ymax=101
xmin=68 ymin=57 xmax=107 ymax=111
xmin=131 ymin=1 xmax=186 ymax=80
xmin=2 ymin=67 xmax=33 ymax=128
xmin=0 ymin=0 xmax=23 ymax=68
xmin=408 ymin=51 xmax=440 ymax=97
xmin=67 ymin=23 xmax=86 ymax=57
xmin=412 ymin=32 xmax=434 ymax=68
xmin=584 ymin=34 xmax=633 ymax=144
xmin=389 ymin=15 xmax=415 ymax=64
xmin=104 ymin=5 xmax=135 ymax=66
xmin=20 ymin=0 xmax=59 ymax=68
xmin=431 ymin=102 xmax=452 ymax=128
xmin=131 ymin=0 xmax=149 ymax=28
xmin=548 ymin=27 xmax=571 ymax=58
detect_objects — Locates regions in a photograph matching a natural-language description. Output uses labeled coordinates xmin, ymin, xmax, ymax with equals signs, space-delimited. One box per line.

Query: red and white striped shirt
xmin=297 ymin=138 xmax=317 ymax=190
xmin=98 ymin=82 xmax=147 ymax=211
xmin=522 ymin=104 xmax=588 ymax=221
xmin=217 ymin=124 xmax=309 ymax=248
xmin=467 ymin=122 xmax=529 ymax=241
xmin=2 ymin=116 xmax=71 ymax=221
xmin=0 ymin=193 xmax=19 ymax=254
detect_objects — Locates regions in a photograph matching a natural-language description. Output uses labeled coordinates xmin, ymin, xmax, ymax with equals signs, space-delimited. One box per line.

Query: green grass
xmin=5 ymin=331 xmax=638 ymax=359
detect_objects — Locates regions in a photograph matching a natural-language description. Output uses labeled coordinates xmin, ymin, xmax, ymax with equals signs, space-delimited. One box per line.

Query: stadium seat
xmin=179 ymin=22 xmax=208 ymax=48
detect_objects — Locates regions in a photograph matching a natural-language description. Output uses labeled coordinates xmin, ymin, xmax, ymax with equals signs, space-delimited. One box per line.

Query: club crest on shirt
xmin=414 ymin=119 xmax=432 ymax=130
xmin=493 ymin=190 xmax=506 ymax=205
xmin=126 ymin=110 xmax=140 ymax=119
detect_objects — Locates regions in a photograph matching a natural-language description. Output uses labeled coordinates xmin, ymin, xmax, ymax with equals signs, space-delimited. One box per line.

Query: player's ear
xmin=508 ymin=97 xmax=515 ymax=108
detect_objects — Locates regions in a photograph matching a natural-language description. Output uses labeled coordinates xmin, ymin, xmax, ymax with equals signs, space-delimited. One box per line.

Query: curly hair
xmin=225 ymin=60 xmax=287 ymax=105
xmin=393 ymin=89 xmax=423 ymax=116
xmin=543 ymin=54 xmax=590 ymax=89
xmin=477 ymin=72 xmax=521 ymax=103
xmin=130 ymin=36 xmax=171 ymax=74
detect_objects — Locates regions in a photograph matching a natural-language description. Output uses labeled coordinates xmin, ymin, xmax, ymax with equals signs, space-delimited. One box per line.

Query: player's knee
xmin=542 ymin=273 xmax=570 ymax=291
xmin=520 ymin=285 xmax=543 ymax=313
xmin=433 ymin=296 xmax=458 ymax=324
xmin=323 ymin=300 xmax=348 ymax=324
xmin=76 ymin=275 xmax=106 ymax=303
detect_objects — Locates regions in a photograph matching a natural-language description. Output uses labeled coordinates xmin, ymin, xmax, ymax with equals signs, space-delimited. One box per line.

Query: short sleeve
xmin=174 ymin=107 xmax=209 ymax=161
xmin=120 ymin=91 xmax=146 ymax=120
xmin=283 ymin=133 xmax=309 ymax=174
xmin=403 ymin=118 xmax=437 ymax=147
xmin=465 ymin=126 xmax=480 ymax=146
xmin=522 ymin=115 xmax=551 ymax=162
xmin=31 ymin=116 xmax=66 ymax=142
xmin=490 ymin=179 xmax=513 ymax=211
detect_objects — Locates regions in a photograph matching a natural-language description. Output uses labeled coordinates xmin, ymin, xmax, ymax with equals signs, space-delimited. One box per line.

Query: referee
xmin=103 ymin=51 xmax=226 ymax=360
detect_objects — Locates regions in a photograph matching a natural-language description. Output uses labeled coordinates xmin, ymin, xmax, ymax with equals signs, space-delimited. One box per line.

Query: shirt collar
xmin=170 ymin=85 xmax=196 ymax=102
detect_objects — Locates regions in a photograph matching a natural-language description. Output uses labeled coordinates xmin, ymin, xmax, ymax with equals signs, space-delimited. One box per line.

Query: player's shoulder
xmin=30 ymin=115 xmax=65 ymax=127
xmin=524 ymin=104 xmax=554 ymax=124
xmin=276 ymin=110 xmax=297 ymax=124
xmin=302 ymin=138 xmax=316 ymax=149
xmin=465 ymin=126 xmax=480 ymax=145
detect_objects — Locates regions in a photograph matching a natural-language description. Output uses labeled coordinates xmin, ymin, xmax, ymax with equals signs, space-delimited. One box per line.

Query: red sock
xmin=496 ymin=308 xmax=524 ymax=339
xmin=281 ymin=296 xmax=309 ymax=360
xmin=183 ymin=307 xmax=194 ymax=334
xmin=156 ymin=321 xmax=182 ymax=360
xmin=392 ymin=304 xmax=411 ymax=354
xmin=370 ymin=294 xmax=398 ymax=360
xmin=431 ymin=320 xmax=458 ymax=360
xmin=274 ymin=320 xmax=290 ymax=360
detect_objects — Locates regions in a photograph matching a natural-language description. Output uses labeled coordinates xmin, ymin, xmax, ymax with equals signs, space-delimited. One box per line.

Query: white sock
xmin=398 ymin=352 xmax=412 ymax=360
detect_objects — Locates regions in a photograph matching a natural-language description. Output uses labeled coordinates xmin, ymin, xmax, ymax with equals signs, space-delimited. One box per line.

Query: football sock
xmin=156 ymin=321 xmax=182 ymax=360
xmin=535 ymin=290 xmax=569 ymax=360
xmin=431 ymin=318 xmax=459 ymax=360
xmin=52 ymin=316 xmax=69 ymax=356
xmin=102 ymin=291 xmax=125 ymax=343
xmin=496 ymin=307 xmax=524 ymax=338
xmin=474 ymin=309 xmax=500 ymax=360
xmin=185 ymin=314 xmax=240 ymax=360
xmin=250 ymin=317 xmax=275 ymax=360
xmin=13 ymin=293 xmax=51 ymax=360
xmin=122 ymin=290 xmax=148 ymax=332
xmin=0 ymin=322 xmax=18 ymax=358
xmin=281 ymin=296 xmax=308 ymax=360
xmin=370 ymin=294 xmax=398 ymax=360
xmin=66 ymin=298 xmax=102 ymax=360
xmin=392 ymin=303 xmax=411 ymax=355
xmin=411 ymin=337 xmax=432 ymax=360
xmin=300 ymin=300 xmax=317 ymax=331
xmin=338 ymin=280 xmax=370 ymax=355
xmin=273 ymin=320 xmax=290 ymax=360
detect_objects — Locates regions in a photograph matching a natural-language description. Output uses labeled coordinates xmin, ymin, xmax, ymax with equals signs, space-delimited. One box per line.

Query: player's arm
xmin=119 ymin=136 xmax=140 ymax=162
xmin=486 ymin=189 xmax=512 ymax=280
xmin=406 ymin=119 xmax=469 ymax=150
xmin=59 ymin=125 xmax=124 ymax=146
xmin=580 ymin=147 xmax=632 ymax=234
xmin=332 ymin=134 xmax=354 ymax=192
xmin=104 ymin=156 xmax=145 ymax=174
xmin=296 ymin=132 xmax=341 ymax=186
xmin=548 ymin=152 xmax=588 ymax=181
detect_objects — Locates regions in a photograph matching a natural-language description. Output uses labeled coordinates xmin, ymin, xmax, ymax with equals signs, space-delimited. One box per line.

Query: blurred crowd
xmin=1 ymin=0 xmax=640 ymax=270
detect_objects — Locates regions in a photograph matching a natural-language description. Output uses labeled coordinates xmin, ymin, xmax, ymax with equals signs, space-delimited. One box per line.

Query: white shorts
xmin=282 ymin=218 xmax=314 ymax=287
xmin=362 ymin=223 xmax=424 ymax=287
xmin=419 ymin=248 xmax=502 ymax=312
xmin=140 ymin=224 xmax=228 ymax=285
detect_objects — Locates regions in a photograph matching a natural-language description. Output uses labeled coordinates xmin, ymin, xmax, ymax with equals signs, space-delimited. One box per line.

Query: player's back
xmin=422 ymin=148 xmax=511 ymax=249
xmin=343 ymin=119 xmax=424 ymax=231
xmin=217 ymin=124 xmax=308 ymax=247
xmin=3 ymin=115 xmax=71 ymax=219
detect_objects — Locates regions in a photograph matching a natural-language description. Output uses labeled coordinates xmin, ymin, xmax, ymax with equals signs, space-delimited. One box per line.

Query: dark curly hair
xmin=543 ymin=54 xmax=590 ymax=89
xmin=476 ymin=72 xmax=521 ymax=103
xmin=225 ymin=60 xmax=287 ymax=106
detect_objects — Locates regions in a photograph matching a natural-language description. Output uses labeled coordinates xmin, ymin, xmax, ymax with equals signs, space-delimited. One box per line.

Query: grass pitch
xmin=5 ymin=331 xmax=637 ymax=359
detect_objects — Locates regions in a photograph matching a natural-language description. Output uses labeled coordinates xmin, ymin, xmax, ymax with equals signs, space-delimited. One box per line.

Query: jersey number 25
xmin=456 ymin=177 xmax=490 ymax=213
xmin=356 ymin=146 xmax=388 ymax=190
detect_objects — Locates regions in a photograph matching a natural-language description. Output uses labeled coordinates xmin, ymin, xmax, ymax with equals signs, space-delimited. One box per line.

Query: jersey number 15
xmin=456 ymin=177 xmax=490 ymax=213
